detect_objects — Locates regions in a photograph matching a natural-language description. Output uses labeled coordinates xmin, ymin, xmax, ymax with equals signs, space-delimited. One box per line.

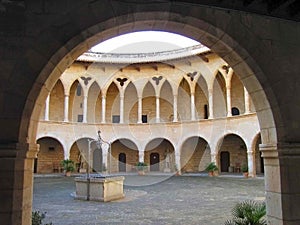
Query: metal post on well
xmin=86 ymin=130 xmax=110 ymax=201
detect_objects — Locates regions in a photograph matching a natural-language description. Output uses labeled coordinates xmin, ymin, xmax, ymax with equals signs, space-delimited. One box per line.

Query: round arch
xmin=144 ymin=138 xmax=175 ymax=172
xmin=110 ymin=138 xmax=139 ymax=173
xmin=13 ymin=6 xmax=284 ymax=225
xmin=36 ymin=136 xmax=65 ymax=174
xmin=180 ymin=136 xmax=211 ymax=173
xmin=23 ymin=12 xmax=276 ymax=145
xmin=216 ymin=133 xmax=248 ymax=173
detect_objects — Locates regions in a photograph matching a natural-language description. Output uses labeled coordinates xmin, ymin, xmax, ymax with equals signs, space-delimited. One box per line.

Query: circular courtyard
xmin=33 ymin=174 xmax=265 ymax=225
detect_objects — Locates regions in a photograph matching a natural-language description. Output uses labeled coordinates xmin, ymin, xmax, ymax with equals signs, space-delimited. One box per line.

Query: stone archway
xmin=218 ymin=134 xmax=248 ymax=174
xmin=145 ymin=138 xmax=175 ymax=173
xmin=110 ymin=139 xmax=139 ymax=173
xmin=180 ymin=136 xmax=210 ymax=173
xmin=36 ymin=137 xmax=64 ymax=174
xmin=2 ymin=3 xmax=299 ymax=225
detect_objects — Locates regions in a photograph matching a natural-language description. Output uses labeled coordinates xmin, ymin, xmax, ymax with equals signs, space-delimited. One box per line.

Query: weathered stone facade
xmin=36 ymin=51 xmax=261 ymax=176
xmin=0 ymin=1 xmax=299 ymax=224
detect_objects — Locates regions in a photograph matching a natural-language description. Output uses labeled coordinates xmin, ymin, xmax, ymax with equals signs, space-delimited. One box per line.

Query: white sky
xmin=91 ymin=31 xmax=200 ymax=53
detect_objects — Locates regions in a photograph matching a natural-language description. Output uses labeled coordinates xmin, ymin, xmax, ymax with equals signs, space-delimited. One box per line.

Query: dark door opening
xmin=231 ymin=107 xmax=240 ymax=116
xmin=220 ymin=151 xmax=230 ymax=172
xmin=204 ymin=104 xmax=208 ymax=119
xmin=93 ymin=147 xmax=103 ymax=172
xmin=34 ymin=158 xmax=38 ymax=173
xmin=150 ymin=153 xmax=160 ymax=171
xmin=142 ymin=115 xmax=147 ymax=123
xmin=119 ymin=153 xmax=126 ymax=172
xmin=260 ymin=151 xmax=264 ymax=173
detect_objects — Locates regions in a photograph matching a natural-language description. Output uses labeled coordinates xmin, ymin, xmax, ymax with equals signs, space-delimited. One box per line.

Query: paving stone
xmin=33 ymin=174 xmax=265 ymax=225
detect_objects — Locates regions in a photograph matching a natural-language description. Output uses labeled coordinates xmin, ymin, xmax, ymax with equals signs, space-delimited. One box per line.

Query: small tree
xmin=224 ymin=200 xmax=266 ymax=225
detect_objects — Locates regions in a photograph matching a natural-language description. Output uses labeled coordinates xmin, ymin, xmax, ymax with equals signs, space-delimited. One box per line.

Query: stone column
xmin=137 ymin=97 xmax=142 ymax=123
xmin=102 ymin=146 xmax=108 ymax=172
xmin=244 ymin=87 xmax=250 ymax=114
xmin=44 ymin=94 xmax=50 ymax=121
xmin=120 ymin=95 xmax=124 ymax=124
xmin=190 ymin=93 xmax=196 ymax=121
xmin=156 ymin=96 xmax=160 ymax=123
xmin=173 ymin=95 xmax=178 ymax=122
xmin=247 ymin=151 xmax=255 ymax=177
xmin=208 ymin=88 xmax=214 ymax=119
xmin=261 ymin=143 xmax=300 ymax=225
xmin=0 ymin=142 xmax=38 ymax=225
xmin=174 ymin=148 xmax=181 ymax=175
xmin=139 ymin=151 xmax=144 ymax=162
xmin=101 ymin=95 xmax=106 ymax=123
xmin=211 ymin=153 xmax=218 ymax=164
xmin=226 ymin=86 xmax=232 ymax=117
xmin=63 ymin=94 xmax=69 ymax=122
xmin=82 ymin=95 xmax=88 ymax=123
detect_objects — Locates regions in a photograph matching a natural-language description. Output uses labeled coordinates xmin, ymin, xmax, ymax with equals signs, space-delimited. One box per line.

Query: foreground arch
xmin=0 ymin=2 xmax=299 ymax=225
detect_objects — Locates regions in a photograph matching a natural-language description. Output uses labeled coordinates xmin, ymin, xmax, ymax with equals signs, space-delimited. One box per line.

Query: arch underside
xmin=25 ymin=10 xmax=279 ymax=147
xmin=5 ymin=2 xmax=299 ymax=225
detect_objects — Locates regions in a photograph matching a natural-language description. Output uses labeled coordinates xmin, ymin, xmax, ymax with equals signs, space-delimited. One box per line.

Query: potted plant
xmin=205 ymin=162 xmax=218 ymax=177
xmin=136 ymin=162 xmax=147 ymax=175
xmin=242 ymin=164 xmax=249 ymax=178
xmin=61 ymin=159 xmax=75 ymax=176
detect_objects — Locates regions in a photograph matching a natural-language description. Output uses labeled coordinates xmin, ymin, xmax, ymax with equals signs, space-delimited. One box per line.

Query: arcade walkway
xmin=33 ymin=174 xmax=264 ymax=225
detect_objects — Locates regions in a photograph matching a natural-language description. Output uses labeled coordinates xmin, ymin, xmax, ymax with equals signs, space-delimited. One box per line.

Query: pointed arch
xmin=124 ymin=82 xmax=138 ymax=123
xmin=49 ymin=80 xmax=64 ymax=121
xmin=231 ymin=73 xmax=245 ymax=115
xmin=68 ymin=80 xmax=84 ymax=122
xmin=87 ymin=81 xmax=101 ymax=123
xmin=160 ymin=80 xmax=174 ymax=122
xmin=213 ymin=71 xmax=226 ymax=118
xmin=178 ymin=77 xmax=191 ymax=121
xmin=195 ymin=76 xmax=209 ymax=119
xmin=142 ymin=81 xmax=156 ymax=123
xmin=106 ymin=82 xmax=120 ymax=123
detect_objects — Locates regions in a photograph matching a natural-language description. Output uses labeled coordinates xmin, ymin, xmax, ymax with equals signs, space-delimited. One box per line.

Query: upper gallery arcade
xmin=36 ymin=43 xmax=262 ymax=176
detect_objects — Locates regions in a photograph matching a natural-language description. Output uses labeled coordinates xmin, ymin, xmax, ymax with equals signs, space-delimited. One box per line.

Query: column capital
xmin=260 ymin=142 xmax=300 ymax=159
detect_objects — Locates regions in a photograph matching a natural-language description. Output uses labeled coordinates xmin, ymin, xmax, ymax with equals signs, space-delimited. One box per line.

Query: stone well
xmin=74 ymin=175 xmax=125 ymax=202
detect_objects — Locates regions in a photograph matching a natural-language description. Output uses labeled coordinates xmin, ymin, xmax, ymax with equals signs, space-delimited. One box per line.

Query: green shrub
xmin=32 ymin=211 xmax=53 ymax=225
xmin=61 ymin=159 xmax=75 ymax=172
xmin=241 ymin=164 xmax=248 ymax=173
xmin=136 ymin=162 xmax=147 ymax=171
xmin=205 ymin=162 xmax=218 ymax=172
xmin=224 ymin=200 xmax=266 ymax=225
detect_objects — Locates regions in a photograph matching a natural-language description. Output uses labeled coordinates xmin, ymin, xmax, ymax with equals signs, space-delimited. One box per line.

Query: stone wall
xmin=36 ymin=138 xmax=64 ymax=173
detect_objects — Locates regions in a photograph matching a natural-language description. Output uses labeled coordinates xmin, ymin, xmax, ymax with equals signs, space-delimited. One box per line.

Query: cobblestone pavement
xmin=33 ymin=174 xmax=265 ymax=225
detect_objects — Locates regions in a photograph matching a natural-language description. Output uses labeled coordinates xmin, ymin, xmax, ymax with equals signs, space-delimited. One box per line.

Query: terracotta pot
xmin=138 ymin=170 xmax=145 ymax=176
xmin=243 ymin=172 xmax=249 ymax=178
xmin=208 ymin=171 xmax=214 ymax=177
xmin=65 ymin=171 xmax=72 ymax=177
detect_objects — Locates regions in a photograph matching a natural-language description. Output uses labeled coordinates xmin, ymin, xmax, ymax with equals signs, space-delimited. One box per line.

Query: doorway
xmin=119 ymin=153 xmax=126 ymax=172
xmin=220 ymin=151 xmax=230 ymax=172
xmin=150 ymin=153 xmax=160 ymax=171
